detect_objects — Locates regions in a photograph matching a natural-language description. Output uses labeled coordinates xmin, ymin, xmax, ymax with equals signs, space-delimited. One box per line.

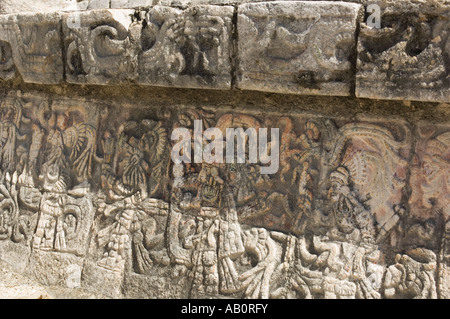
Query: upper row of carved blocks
xmin=0 ymin=1 xmax=448 ymax=103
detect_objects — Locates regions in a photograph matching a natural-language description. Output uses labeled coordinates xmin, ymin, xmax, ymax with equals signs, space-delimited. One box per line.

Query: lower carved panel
xmin=0 ymin=89 xmax=446 ymax=298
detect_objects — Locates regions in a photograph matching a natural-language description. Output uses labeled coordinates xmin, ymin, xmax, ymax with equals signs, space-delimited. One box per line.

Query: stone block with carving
xmin=0 ymin=12 xmax=64 ymax=84
xmin=237 ymin=1 xmax=362 ymax=96
xmin=356 ymin=0 xmax=450 ymax=102
xmin=138 ymin=5 xmax=234 ymax=90
xmin=62 ymin=9 xmax=140 ymax=85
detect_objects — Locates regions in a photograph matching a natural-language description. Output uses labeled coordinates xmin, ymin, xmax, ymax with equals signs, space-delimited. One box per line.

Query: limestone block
xmin=86 ymin=0 xmax=111 ymax=9
xmin=0 ymin=12 xmax=64 ymax=84
xmin=81 ymin=260 xmax=125 ymax=298
xmin=0 ymin=241 xmax=31 ymax=274
xmin=156 ymin=0 xmax=237 ymax=6
xmin=123 ymin=272 xmax=189 ymax=298
xmin=111 ymin=0 xmax=153 ymax=8
xmin=237 ymin=1 xmax=362 ymax=96
xmin=62 ymin=9 xmax=140 ymax=85
xmin=138 ymin=5 xmax=234 ymax=90
xmin=111 ymin=0 xmax=130 ymax=8
xmin=356 ymin=0 xmax=450 ymax=102
xmin=0 ymin=0 xmax=80 ymax=14
xmin=26 ymin=251 xmax=86 ymax=288
xmin=32 ymin=194 xmax=95 ymax=256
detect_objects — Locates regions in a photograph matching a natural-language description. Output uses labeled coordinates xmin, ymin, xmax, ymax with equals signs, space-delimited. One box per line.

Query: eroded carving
xmin=237 ymin=2 xmax=362 ymax=95
xmin=63 ymin=9 xmax=140 ymax=84
xmin=356 ymin=3 xmax=450 ymax=102
xmin=0 ymin=13 xmax=64 ymax=84
xmin=139 ymin=5 xmax=233 ymax=89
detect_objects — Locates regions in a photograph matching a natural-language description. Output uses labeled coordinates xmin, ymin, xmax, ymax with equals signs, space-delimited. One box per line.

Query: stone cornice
xmin=0 ymin=1 xmax=448 ymax=102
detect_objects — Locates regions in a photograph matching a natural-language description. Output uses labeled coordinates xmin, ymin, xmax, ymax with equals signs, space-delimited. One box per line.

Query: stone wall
xmin=0 ymin=0 xmax=448 ymax=299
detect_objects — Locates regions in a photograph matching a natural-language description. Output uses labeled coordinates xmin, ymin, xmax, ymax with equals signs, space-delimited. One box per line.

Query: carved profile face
xmin=56 ymin=114 xmax=70 ymax=131
xmin=328 ymin=167 xmax=350 ymax=202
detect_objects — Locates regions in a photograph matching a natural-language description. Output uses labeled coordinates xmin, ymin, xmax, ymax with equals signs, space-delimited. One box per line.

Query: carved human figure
xmin=327 ymin=166 xmax=375 ymax=243
xmin=0 ymin=106 xmax=26 ymax=173
xmin=190 ymin=208 xmax=221 ymax=296
xmin=39 ymin=111 xmax=96 ymax=194
xmin=33 ymin=193 xmax=65 ymax=251
xmin=291 ymin=161 xmax=314 ymax=232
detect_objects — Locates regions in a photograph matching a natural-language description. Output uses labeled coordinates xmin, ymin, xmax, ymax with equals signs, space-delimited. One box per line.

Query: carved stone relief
xmin=356 ymin=1 xmax=450 ymax=102
xmin=63 ymin=9 xmax=140 ymax=85
xmin=0 ymin=12 xmax=64 ymax=84
xmin=0 ymin=88 xmax=444 ymax=298
xmin=409 ymin=123 xmax=450 ymax=298
xmin=0 ymin=91 xmax=99 ymax=285
xmin=237 ymin=1 xmax=362 ymax=96
xmin=138 ymin=5 xmax=233 ymax=89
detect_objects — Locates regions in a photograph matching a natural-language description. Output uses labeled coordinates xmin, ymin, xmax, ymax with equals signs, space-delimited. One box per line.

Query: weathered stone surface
xmin=86 ymin=0 xmax=111 ymax=9
xmin=0 ymin=258 xmax=99 ymax=299
xmin=356 ymin=0 xmax=450 ymax=102
xmin=154 ymin=0 xmax=374 ymax=7
xmin=138 ymin=5 xmax=234 ymax=89
xmin=237 ymin=1 xmax=362 ymax=96
xmin=409 ymin=121 xmax=450 ymax=298
xmin=0 ymin=0 xmax=78 ymax=14
xmin=111 ymin=0 xmax=153 ymax=8
xmin=81 ymin=260 xmax=124 ymax=298
xmin=123 ymin=272 xmax=190 ymax=298
xmin=26 ymin=250 xmax=85 ymax=288
xmin=0 ymin=241 xmax=31 ymax=273
xmin=62 ymin=9 xmax=139 ymax=85
xmin=0 ymin=0 xmax=113 ymax=13
xmin=0 ymin=12 xmax=64 ymax=84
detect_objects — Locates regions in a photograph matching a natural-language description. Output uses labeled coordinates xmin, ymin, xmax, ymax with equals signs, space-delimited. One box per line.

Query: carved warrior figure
xmin=411 ymin=131 xmax=450 ymax=217
xmin=97 ymin=196 xmax=169 ymax=273
xmin=39 ymin=111 xmax=96 ymax=194
xmin=409 ymin=128 xmax=450 ymax=297
xmin=278 ymin=117 xmax=320 ymax=182
xmin=169 ymin=162 xmax=245 ymax=297
xmin=327 ymin=166 xmax=375 ymax=243
xmin=168 ymin=114 xmax=252 ymax=296
xmin=0 ymin=101 xmax=28 ymax=174
xmin=32 ymin=108 xmax=97 ymax=253
xmin=96 ymin=117 xmax=171 ymax=272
